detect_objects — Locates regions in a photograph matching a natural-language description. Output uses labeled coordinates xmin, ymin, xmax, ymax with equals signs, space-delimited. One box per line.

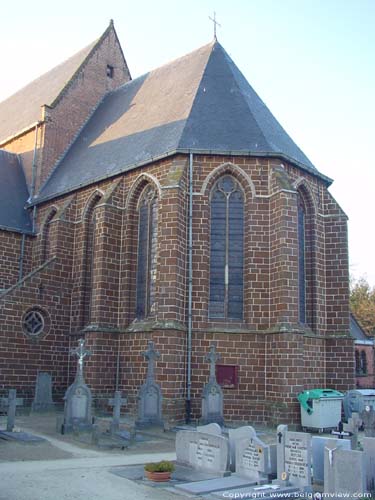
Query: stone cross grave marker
xmin=63 ymin=338 xmax=93 ymax=433
xmin=1 ymin=389 xmax=23 ymax=432
xmin=31 ymin=372 xmax=55 ymax=412
xmin=108 ymin=390 xmax=127 ymax=434
xmin=363 ymin=437 xmax=375 ymax=494
xmin=136 ymin=341 xmax=163 ymax=427
xmin=361 ymin=406 xmax=375 ymax=437
xmin=343 ymin=412 xmax=361 ymax=449
xmin=201 ymin=344 xmax=224 ymax=425
xmin=324 ymin=441 xmax=366 ymax=495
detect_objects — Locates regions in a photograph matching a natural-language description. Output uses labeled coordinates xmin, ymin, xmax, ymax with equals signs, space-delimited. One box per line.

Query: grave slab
xmin=211 ymin=484 xmax=301 ymax=499
xmin=0 ymin=431 xmax=46 ymax=442
xmin=174 ymin=475 xmax=258 ymax=494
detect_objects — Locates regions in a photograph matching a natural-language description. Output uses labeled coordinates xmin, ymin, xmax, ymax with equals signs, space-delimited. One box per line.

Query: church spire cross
xmin=209 ymin=12 xmax=221 ymax=41
xmin=141 ymin=341 xmax=160 ymax=381
xmin=70 ymin=338 xmax=91 ymax=379
xmin=205 ymin=344 xmax=221 ymax=381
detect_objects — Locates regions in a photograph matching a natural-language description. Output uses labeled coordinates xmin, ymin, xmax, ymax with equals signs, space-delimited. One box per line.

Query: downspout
xmin=30 ymin=122 xmax=40 ymax=232
xmin=18 ymin=234 xmax=26 ymax=281
xmin=186 ymin=152 xmax=193 ymax=423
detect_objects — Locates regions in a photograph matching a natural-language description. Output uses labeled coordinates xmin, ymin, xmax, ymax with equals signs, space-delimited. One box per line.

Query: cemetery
xmin=1 ymin=339 xmax=375 ymax=499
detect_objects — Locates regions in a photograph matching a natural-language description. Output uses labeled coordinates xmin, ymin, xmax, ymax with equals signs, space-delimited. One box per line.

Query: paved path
xmin=0 ymin=451 xmax=184 ymax=500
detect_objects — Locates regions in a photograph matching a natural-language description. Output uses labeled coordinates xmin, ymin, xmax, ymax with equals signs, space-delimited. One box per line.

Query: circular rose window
xmin=21 ymin=308 xmax=49 ymax=339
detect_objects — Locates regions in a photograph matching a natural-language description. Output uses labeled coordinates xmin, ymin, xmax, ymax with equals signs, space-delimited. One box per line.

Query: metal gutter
xmin=28 ymin=149 xmax=333 ymax=207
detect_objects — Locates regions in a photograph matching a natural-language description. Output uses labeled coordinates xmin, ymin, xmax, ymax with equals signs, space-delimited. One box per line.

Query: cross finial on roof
xmin=209 ymin=12 xmax=221 ymax=41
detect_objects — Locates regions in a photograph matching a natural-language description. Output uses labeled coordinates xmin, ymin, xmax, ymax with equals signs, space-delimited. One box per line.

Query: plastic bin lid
xmin=346 ymin=389 xmax=375 ymax=396
xmin=297 ymin=389 xmax=344 ymax=415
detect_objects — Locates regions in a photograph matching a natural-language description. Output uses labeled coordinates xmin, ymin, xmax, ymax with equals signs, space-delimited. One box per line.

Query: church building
xmin=0 ymin=21 xmax=355 ymax=424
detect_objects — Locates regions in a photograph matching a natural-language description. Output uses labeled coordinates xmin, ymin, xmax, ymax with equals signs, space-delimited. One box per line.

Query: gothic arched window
xmin=82 ymin=197 xmax=100 ymax=327
xmin=136 ymin=185 xmax=158 ymax=319
xmin=297 ymin=193 xmax=307 ymax=324
xmin=209 ymin=175 xmax=244 ymax=320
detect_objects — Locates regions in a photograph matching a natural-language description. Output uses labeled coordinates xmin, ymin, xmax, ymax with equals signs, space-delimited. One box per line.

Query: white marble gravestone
xmin=324 ymin=442 xmax=366 ymax=495
xmin=176 ymin=429 xmax=230 ymax=476
xmin=312 ymin=436 xmax=351 ymax=483
xmin=228 ymin=425 xmax=256 ymax=472
xmin=235 ymin=434 xmax=276 ymax=483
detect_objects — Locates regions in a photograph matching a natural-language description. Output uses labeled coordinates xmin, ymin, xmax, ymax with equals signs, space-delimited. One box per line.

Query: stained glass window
xmin=298 ymin=194 xmax=306 ymax=324
xmin=136 ymin=185 xmax=158 ymax=319
xmin=209 ymin=176 xmax=244 ymax=320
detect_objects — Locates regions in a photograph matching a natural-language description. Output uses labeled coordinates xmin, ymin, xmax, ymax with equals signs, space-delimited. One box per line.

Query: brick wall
xmin=0 ymin=153 xmax=355 ymax=423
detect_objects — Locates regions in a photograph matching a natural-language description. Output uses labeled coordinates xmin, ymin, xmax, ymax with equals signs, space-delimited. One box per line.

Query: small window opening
xmin=106 ymin=65 xmax=114 ymax=78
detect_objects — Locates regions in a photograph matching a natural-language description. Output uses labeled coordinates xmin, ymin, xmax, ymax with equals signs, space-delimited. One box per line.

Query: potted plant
xmin=144 ymin=460 xmax=175 ymax=482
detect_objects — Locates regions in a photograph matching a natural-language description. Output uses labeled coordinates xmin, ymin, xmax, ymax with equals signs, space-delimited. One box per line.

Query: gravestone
xmin=324 ymin=442 xmax=366 ymax=495
xmin=5 ymin=389 xmax=17 ymax=432
xmin=201 ymin=345 xmax=224 ymax=425
xmin=235 ymin=433 xmax=276 ymax=483
xmin=361 ymin=406 xmax=375 ymax=437
xmin=283 ymin=431 xmax=312 ymax=490
xmin=136 ymin=341 xmax=163 ymax=427
xmin=228 ymin=426 xmax=256 ymax=472
xmin=363 ymin=437 xmax=375 ymax=494
xmin=273 ymin=426 xmax=312 ymax=491
xmin=312 ymin=436 xmax=351 ymax=483
xmin=175 ymin=429 xmax=230 ymax=476
xmin=108 ymin=391 xmax=127 ymax=434
xmin=62 ymin=338 xmax=93 ymax=433
xmin=197 ymin=423 xmax=222 ymax=435
xmin=31 ymin=372 xmax=55 ymax=412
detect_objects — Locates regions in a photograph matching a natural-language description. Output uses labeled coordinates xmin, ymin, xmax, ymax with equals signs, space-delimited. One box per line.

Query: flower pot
xmin=145 ymin=470 xmax=171 ymax=482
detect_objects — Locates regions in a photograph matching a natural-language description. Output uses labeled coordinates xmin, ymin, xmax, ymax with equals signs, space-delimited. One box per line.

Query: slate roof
xmin=350 ymin=313 xmax=374 ymax=343
xmin=37 ymin=41 xmax=331 ymax=202
xmin=0 ymin=150 xmax=32 ymax=233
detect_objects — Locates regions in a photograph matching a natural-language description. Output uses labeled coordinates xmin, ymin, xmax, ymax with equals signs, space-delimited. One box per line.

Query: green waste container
xmin=297 ymin=389 xmax=344 ymax=431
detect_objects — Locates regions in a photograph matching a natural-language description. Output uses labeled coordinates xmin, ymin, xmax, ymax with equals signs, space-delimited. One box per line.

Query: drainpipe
xmin=30 ymin=122 xmax=40 ymax=232
xmin=30 ymin=122 xmax=40 ymax=199
xmin=18 ymin=234 xmax=26 ymax=281
xmin=186 ymin=152 xmax=193 ymax=423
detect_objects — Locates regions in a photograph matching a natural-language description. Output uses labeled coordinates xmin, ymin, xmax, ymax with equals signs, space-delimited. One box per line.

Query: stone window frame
xmin=21 ymin=306 xmax=51 ymax=341
xmin=135 ymin=184 xmax=158 ymax=320
xmin=81 ymin=192 xmax=102 ymax=327
xmin=295 ymin=182 xmax=317 ymax=330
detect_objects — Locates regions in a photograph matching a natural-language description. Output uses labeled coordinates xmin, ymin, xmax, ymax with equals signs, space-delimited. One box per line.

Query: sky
xmin=1 ymin=0 xmax=374 ymax=286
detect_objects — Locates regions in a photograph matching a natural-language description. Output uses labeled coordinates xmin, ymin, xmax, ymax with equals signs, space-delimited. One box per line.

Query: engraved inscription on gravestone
xmin=243 ymin=441 xmax=262 ymax=471
xmin=189 ymin=436 xmax=220 ymax=469
xmin=284 ymin=432 xmax=311 ymax=487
